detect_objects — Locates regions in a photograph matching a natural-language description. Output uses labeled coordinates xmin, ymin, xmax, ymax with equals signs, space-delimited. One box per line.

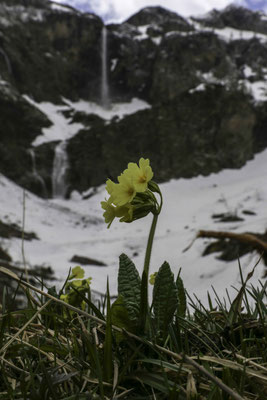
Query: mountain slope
xmin=0 ymin=146 xmax=266 ymax=303
xmin=0 ymin=2 xmax=267 ymax=196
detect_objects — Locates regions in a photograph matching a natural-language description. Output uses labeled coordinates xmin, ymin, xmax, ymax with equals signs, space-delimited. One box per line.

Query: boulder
xmin=0 ymin=219 xmax=38 ymax=240
xmin=70 ymin=255 xmax=107 ymax=267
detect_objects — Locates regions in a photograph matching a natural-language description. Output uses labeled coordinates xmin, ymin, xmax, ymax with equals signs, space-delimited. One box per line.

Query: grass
xmin=0 ymin=262 xmax=266 ymax=400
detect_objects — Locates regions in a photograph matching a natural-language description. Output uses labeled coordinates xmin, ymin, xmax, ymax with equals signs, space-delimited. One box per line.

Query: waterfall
xmin=28 ymin=148 xmax=48 ymax=198
xmin=101 ymin=26 xmax=110 ymax=108
xmin=52 ymin=141 xmax=69 ymax=199
xmin=0 ymin=48 xmax=12 ymax=75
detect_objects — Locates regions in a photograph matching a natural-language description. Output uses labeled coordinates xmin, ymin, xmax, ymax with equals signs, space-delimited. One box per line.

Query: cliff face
xmin=0 ymin=1 xmax=267 ymax=196
xmin=0 ymin=0 xmax=103 ymax=101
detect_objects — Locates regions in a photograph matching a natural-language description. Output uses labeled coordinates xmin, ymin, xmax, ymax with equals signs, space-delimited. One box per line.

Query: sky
xmin=53 ymin=0 xmax=267 ymax=22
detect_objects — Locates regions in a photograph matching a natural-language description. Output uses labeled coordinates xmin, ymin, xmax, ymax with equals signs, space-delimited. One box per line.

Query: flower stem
xmin=144 ymin=213 xmax=158 ymax=278
xmin=140 ymin=213 xmax=158 ymax=332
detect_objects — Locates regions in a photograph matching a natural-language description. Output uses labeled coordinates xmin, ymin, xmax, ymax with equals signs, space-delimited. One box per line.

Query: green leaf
xmin=118 ymin=253 xmax=141 ymax=323
xmin=139 ymin=270 xmax=148 ymax=333
xmin=176 ymin=276 xmax=186 ymax=318
xmin=153 ymin=262 xmax=178 ymax=335
xmin=111 ymin=295 xmax=135 ymax=342
xmin=148 ymin=180 xmax=161 ymax=194
xmin=70 ymin=285 xmax=105 ymax=321
xmin=228 ymin=263 xmax=257 ymax=325
xmin=132 ymin=371 xmax=174 ymax=394
xmin=50 ymin=371 xmax=78 ymax=385
xmin=103 ymin=278 xmax=113 ymax=383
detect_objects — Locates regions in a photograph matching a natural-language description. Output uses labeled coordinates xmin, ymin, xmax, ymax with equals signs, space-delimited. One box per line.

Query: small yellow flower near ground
xmin=70 ymin=279 xmax=83 ymax=287
xmin=112 ymin=173 xmax=136 ymax=206
xmin=70 ymin=266 xmax=84 ymax=280
xmin=85 ymin=277 xmax=92 ymax=286
xmin=71 ymin=277 xmax=92 ymax=288
xmin=60 ymin=293 xmax=69 ymax=303
xmin=124 ymin=158 xmax=153 ymax=192
xmin=149 ymin=272 xmax=158 ymax=285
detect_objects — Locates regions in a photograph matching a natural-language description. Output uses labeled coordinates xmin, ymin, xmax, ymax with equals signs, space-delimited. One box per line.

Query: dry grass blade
xmin=191 ymin=355 xmax=267 ymax=383
xmin=113 ymin=360 xmax=119 ymax=393
xmin=0 ymin=355 xmax=30 ymax=375
xmin=5 ymin=331 xmax=116 ymax=388
xmin=235 ymin=354 xmax=267 ymax=373
xmin=114 ymin=388 xmax=134 ymax=398
xmin=180 ymin=355 xmax=245 ymax=400
xmin=4 ymin=333 xmax=66 ymax=364
xmin=0 ymin=299 xmax=52 ymax=355
xmin=186 ymin=371 xmax=197 ymax=399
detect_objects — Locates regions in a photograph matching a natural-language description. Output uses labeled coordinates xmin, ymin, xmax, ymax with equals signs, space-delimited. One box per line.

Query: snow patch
xmin=50 ymin=3 xmax=76 ymax=13
xmin=23 ymin=95 xmax=151 ymax=146
xmin=243 ymin=65 xmax=256 ymax=78
xmin=135 ymin=25 xmax=150 ymax=40
xmin=151 ymin=36 xmax=162 ymax=45
xmin=189 ymin=71 xmax=225 ymax=93
xmin=62 ymin=97 xmax=151 ymax=122
xmin=0 ymin=4 xmax=45 ymax=26
xmin=241 ymin=79 xmax=267 ymax=103
xmin=110 ymin=58 xmax=118 ymax=71
xmin=134 ymin=24 xmax=162 ymax=45
xmin=190 ymin=19 xmax=267 ymax=43
xmin=23 ymin=95 xmax=84 ymax=146
xmin=189 ymin=83 xmax=206 ymax=93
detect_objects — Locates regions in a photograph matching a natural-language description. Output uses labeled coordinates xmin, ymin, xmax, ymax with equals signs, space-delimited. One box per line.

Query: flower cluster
xmin=149 ymin=272 xmax=158 ymax=285
xmin=60 ymin=266 xmax=92 ymax=311
xmin=101 ymin=158 xmax=161 ymax=228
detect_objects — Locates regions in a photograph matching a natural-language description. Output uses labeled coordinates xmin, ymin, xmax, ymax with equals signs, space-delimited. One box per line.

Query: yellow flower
xmin=101 ymin=158 xmax=157 ymax=227
xmin=60 ymin=293 xmax=69 ymax=303
xmin=106 ymin=179 xmax=117 ymax=200
xmin=71 ymin=277 xmax=92 ymax=288
xmin=112 ymin=174 xmax=136 ymax=206
xmin=115 ymin=203 xmax=134 ymax=223
xmin=149 ymin=272 xmax=157 ymax=285
xmin=70 ymin=279 xmax=83 ymax=287
xmin=101 ymin=198 xmax=117 ymax=228
xmin=124 ymin=158 xmax=153 ymax=192
xmin=85 ymin=277 xmax=92 ymax=286
xmin=69 ymin=266 xmax=84 ymax=280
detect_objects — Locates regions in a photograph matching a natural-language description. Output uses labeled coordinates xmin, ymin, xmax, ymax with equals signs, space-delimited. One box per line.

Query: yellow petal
xmin=112 ymin=175 xmax=136 ymax=206
xmin=71 ymin=279 xmax=83 ymax=287
xmin=71 ymin=266 xmax=84 ymax=279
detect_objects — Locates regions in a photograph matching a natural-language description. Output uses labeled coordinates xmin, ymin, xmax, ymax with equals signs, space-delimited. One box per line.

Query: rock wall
xmin=67 ymin=87 xmax=257 ymax=192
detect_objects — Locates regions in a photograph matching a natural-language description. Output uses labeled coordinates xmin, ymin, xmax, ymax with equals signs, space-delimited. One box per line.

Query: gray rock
xmin=70 ymin=255 xmax=107 ymax=267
